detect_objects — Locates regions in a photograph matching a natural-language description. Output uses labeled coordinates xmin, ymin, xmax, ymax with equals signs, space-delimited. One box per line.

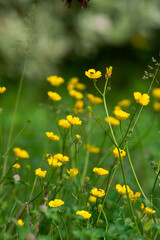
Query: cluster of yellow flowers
xmin=84 ymin=144 xmax=100 ymax=153
xmin=113 ymin=147 xmax=126 ymax=158
xmin=116 ymin=184 xmax=141 ymax=202
xmin=13 ymin=147 xmax=30 ymax=159
xmin=45 ymin=132 xmax=60 ymax=141
xmin=35 ymin=168 xmax=47 ymax=178
xmin=93 ymin=167 xmax=109 ymax=176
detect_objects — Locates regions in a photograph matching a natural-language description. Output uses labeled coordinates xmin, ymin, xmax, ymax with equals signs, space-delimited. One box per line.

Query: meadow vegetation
xmin=0 ymin=55 xmax=160 ymax=239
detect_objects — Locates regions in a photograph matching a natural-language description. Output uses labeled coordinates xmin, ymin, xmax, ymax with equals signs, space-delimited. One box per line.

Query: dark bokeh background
xmin=0 ymin=0 xmax=160 ymax=86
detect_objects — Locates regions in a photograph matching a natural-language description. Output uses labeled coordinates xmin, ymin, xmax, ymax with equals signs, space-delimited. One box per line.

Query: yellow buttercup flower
xmin=75 ymin=83 xmax=86 ymax=91
xmin=74 ymin=100 xmax=84 ymax=113
xmin=114 ymin=109 xmax=130 ymax=120
xmin=89 ymin=195 xmax=97 ymax=203
xmin=54 ymin=153 xmax=69 ymax=162
xmin=66 ymin=115 xmax=82 ymax=126
xmin=45 ymin=132 xmax=60 ymax=141
xmin=93 ymin=167 xmax=109 ymax=176
xmin=118 ymin=99 xmax=131 ymax=108
xmin=58 ymin=119 xmax=71 ymax=129
xmin=133 ymin=92 xmax=150 ymax=106
xmin=84 ymin=144 xmax=100 ymax=153
xmin=0 ymin=86 xmax=6 ymax=94
xmin=35 ymin=168 xmax=47 ymax=178
xmin=153 ymin=102 xmax=160 ymax=111
xmin=141 ymin=203 xmax=156 ymax=214
xmin=76 ymin=210 xmax=92 ymax=219
xmin=87 ymin=93 xmax=103 ymax=105
xmin=46 ymin=75 xmax=64 ymax=86
xmin=85 ymin=69 xmax=102 ymax=79
xmin=129 ymin=191 xmax=141 ymax=202
xmin=47 ymin=91 xmax=61 ymax=101
xmin=116 ymin=184 xmax=132 ymax=195
xmin=69 ymin=89 xmax=83 ymax=99
xmin=13 ymin=163 xmax=21 ymax=169
xmin=17 ymin=219 xmax=24 ymax=227
xmin=66 ymin=168 xmax=78 ymax=179
xmin=105 ymin=116 xmax=120 ymax=126
xmin=113 ymin=147 xmax=126 ymax=158
xmin=13 ymin=147 xmax=30 ymax=159
xmin=152 ymin=88 xmax=160 ymax=100
xmin=75 ymin=134 xmax=80 ymax=139
xmin=106 ymin=66 xmax=113 ymax=78
xmin=47 ymin=156 xmax=63 ymax=168
xmin=90 ymin=188 xmax=105 ymax=198
xmin=49 ymin=199 xmax=64 ymax=207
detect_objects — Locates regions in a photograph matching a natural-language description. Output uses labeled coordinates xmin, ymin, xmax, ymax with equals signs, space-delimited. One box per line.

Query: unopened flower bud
xmin=87 ymin=106 xmax=92 ymax=113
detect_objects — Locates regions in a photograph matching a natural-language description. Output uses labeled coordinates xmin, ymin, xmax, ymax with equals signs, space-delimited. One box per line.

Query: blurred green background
xmin=0 ymin=0 xmax=160 ymax=192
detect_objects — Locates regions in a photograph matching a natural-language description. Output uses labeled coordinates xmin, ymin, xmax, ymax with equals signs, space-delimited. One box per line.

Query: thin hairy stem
xmin=126 ymin=144 xmax=148 ymax=200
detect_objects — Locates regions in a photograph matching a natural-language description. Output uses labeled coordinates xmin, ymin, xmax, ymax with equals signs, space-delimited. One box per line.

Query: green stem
xmin=119 ymin=105 xmax=139 ymax=147
xmin=153 ymin=229 xmax=159 ymax=240
xmin=103 ymin=78 xmax=118 ymax=148
xmin=64 ymin=180 xmax=72 ymax=202
xmin=126 ymin=144 xmax=148 ymax=200
xmin=102 ymin=208 xmax=108 ymax=234
xmin=3 ymin=121 xmax=29 ymax=158
xmin=2 ymin=53 xmax=28 ymax=178
xmin=94 ymin=82 xmax=103 ymax=96
xmin=28 ymin=176 xmax=38 ymax=202
xmin=75 ymin=144 xmax=86 ymax=205
xmin=91 ymin=112 xmax=114 ymax=145
xmin=40 ymin=141 xmax=51 ymax=167
xmin=52 ymin=220 xmax=63 ymax=240
xmin=147 ymin=62 xmax=160 ymax=94
xmin=59 ymin=212 xmax=69 ymax=240
xmin=96 ymin=162 xmax=118 ymax=224
xmin=150 ymin=168 xmax=160 ymax=205
xmin=118 ymin=150 xmax=141 ymax=236
xmin=81 ymin=117 xmax=91 ymax=184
